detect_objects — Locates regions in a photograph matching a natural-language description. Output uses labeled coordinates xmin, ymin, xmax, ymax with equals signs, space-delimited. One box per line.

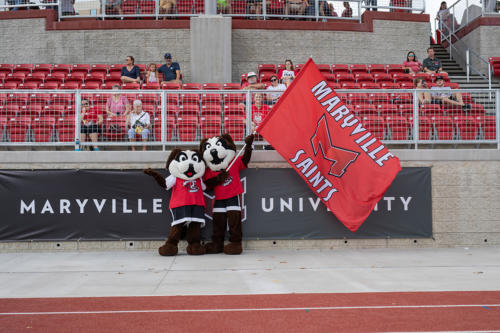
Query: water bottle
xmin=75 ymin=138 xmax=81 ymax=151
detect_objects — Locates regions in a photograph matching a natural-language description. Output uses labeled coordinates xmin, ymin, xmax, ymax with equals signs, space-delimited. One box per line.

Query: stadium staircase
xmin=432 ymin=44 xmax=500 ymax=116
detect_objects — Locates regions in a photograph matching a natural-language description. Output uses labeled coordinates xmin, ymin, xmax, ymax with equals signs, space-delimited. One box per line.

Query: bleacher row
xmin=244 ymin=63 xmax=457 ymax=89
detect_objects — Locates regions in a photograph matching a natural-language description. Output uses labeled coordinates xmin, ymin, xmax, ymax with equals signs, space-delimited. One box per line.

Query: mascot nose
xmin=210 ymin=149 xmax=218 ymax=156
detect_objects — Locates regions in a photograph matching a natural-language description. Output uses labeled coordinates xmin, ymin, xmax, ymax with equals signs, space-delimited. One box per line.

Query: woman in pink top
xmin=106 ymin=85 xmax=130 ymax=116
xmin=403 ymin=51 xmax=422 ymax=74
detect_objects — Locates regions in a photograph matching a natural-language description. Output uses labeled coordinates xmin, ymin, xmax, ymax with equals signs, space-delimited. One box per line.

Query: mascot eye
xmin=192 ymin=155 xmax=199 ymax=162
xmin=204 ymin=143 xmax=211 ymax=150
xmin=216 ymin=141 xmax=222 ymax=147
xmin=179 ymin=154 xmax=187 ymax=162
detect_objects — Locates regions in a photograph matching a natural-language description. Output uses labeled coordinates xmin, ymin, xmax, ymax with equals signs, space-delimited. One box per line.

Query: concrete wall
xmin=0 ymin=17 xmax=430 ymax=83
xmin=0 ymin=18 xmax=191 ymax=80
xmin=452 ymin=24 xmax=500 ymax=75
xmin=232 ymin=19 xmax=430 ymax=81
xmin=0 ymin=150 xmax=499 ymax=249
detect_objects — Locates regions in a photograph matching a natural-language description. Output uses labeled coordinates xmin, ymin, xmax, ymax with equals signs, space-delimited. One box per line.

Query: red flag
xmin=257 ymin=59 xmax=401 ymax=232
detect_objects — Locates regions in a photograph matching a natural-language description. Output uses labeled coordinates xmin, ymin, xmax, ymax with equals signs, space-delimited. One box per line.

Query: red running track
xmin=1 ymin=291 xmax=500 ymax=332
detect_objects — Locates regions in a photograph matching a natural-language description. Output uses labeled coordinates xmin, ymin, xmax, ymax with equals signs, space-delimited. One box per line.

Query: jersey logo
xmin=223 ymin=175 xmax=233 ymax=187
xmin=183 ymin=180 xmax=199 ymax=193
xmin=310 ymin=114 xmax=359 ymax=178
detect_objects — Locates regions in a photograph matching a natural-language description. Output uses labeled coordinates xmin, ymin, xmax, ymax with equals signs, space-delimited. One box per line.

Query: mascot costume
xmin=144 ymin=149 xmax=206 ymax=256
xmin=200 ymin=133 xmax=254 ymax=255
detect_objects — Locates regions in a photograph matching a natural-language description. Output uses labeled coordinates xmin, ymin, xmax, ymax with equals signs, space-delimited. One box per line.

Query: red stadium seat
xmin=367 ymin=92 xmax=390 ymax=104
xmin=0 ymin=105 xmax=20 ymax=117
xmin=142 ymin=104 xmax=156 ymax=117
xmin=453 ymin=115 xmax=478 ymax=140
xmin=375 ymin=103 xmax=398 ymax=116
xmin=13 ymin=64 xmax=33 ymax=75
xmin=222 ymin=83 xmax=241 ymax=90
xmin=86 ymin=72 xmax=106 ymax=85
xmin=431 ymin=116 xmax=454 ymax=140
xmin=409 ymin=116 xmax=432 ymax=140
xmin=152 ymin=115 xmax=176 ymax=141
xmin=136 ymin=92 xmax=159 ymax=106
xmin=72 ymin=64 xmax=91 ymax=75
xmin=33 ymin=64 xmax=53 ymax=76
xmin=183 ymin=83 xmax=201 ymax=90
xmin=181 ymin=92 xmax=201 ymax=105
xmin=42 ymin=105 xmax=68 ymax=117
xmin=122 ymin=83 xmax=140 ymax=90
xmin=18 ymin=82 xmax=39 ymax=90
xmin=177 ymin=115 xmax=198 ymax=141
xmin=379 ymin=82 xmax=398 ymax=90
xmin=162 ymin=82 xmax=181 ymax=90
xmin=368 ymin=64 xmax=386 ymax=74
xmin=386 ymin=64 xmax=405 ymax=74
xmin=360 ymin=82 xmax=380 ymax=89
xmin=355 ymin=73 xmax=373 ymax=84
xmin=336 ymin=73 xmax=355 ymax=83
xmin=52 ymin=64 xmax=72 ymax=76
xmin=341 ymin=82 xmax=361 ymax=89
xmin=81 ymin=82 xmax=101 ymax=90
xmin=399 ymin=82 xmax=415 ymax=89
xmin=260 ymin=72 xmax=275 ymax=84
xmin=6 ymin=93 xmax=28 ymax=106
xmin=355 ymin=104 xmax=377 ymax=117
xmin=142 ymin=82 xmax=160 ymax=90
xmin=373 ymin=73 xmax=392 ymax=83
xmin=55 ymin=117 xmax=75 ymax=142
xmin=90 ymin=64 xmax=109 ymax=75
xmin=179 ymin=104 xmax=200 ymax=117
xmin=224 ymin=104 xmax=245 ymax=116
xmin=45 ymin=73 xmax=66 ymax=85
xmin=323 ymin=73 xmax=336 ymax=83
xmin=60 ymin=82 xmax=81 ymax=89
xmin=478 ymin=115 xmax=496 ymax=140
xmin=386 ymin=115 xmax=409 ymax=140
xmin=294 ymin=64 xmax=304 ymax=73
xmin=331 ymin=64 xmax=349 ymax=74
xmin=398 ymin=104 xmax=415 ymax=117
xmin=0 ymin=82 xmax=18 ymax=90
xmin=5 ymin=73 xmax=25 ymax=85
xmin=258 ymin=64 xmax=276 ymax=75
xmin=420 ymin=103 xmax=443 ymax=116
xmin=224 ymin=115 xmax=245 ymax=141
xmin=201 ymin=105 xmax=222 ymax=117
xmin=349 ymin=64 xmax=368 ymax=74
xmin=0 ymin=64 xmax=14 ymax=76
xmin=39 ymin=82 xmax=60 ymax=89
xmin=430 ymin=73 xmax=450 ymax=82
xmin=347 ymin=92 xmax=369 ymax=104
xmin=361 ymin=115 xmax=384 ymax=140
xmin=25 ymin=73 xmax=46 ymax=85
xmin=32 ymin=116 xmax=56 ymax=142
xmin=392 ymin=73 xmax=413 ymax=83
xmin=109 ymin=64 xmax=123 ymax=74
xmin=106 ymin=72 xmax=122 ymax=81
xmin=19 ymin=105 xmax=42 ymax=117
xmin=51 ymin=93 xmax=73 ymax=106
xmin=316 ymin=64 xmax=331 ymax=74
xmin=103 ymin=116 xmax=127 ymax=141
xmin=6 ymin=116 xmax=31 ymax=142
xmin=200 ymin=115 xmax=222 ymax=138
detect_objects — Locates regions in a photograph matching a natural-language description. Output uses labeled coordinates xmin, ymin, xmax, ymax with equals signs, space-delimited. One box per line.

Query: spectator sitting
xmin=266 ymin=75 xmax=286 ymax=105
xmin=106 ymin=85 xmax=131 ymax=116
xmin=158 ymin=53 xmax=181 ymax=84
xmin=284 ymin=0 xmax=306 ymax=17
xmin=423 ymin=47 xmax=447 ymax=75
xmin=342 ymin=1 xmax=352 ymax=17
xmin=278 ymin=59 xmax=297 ymax=81
xmin=121 ymin=56 xmax=141 ymax=84
xmin=159 ymin=0 xmax=176 ymax=18
xmin=105 ymin=0 xmax=123 ymax=16
xmin=127 ymin=100 xmax=151 ymax=151
xmin=246 ymin=0 xmax=263 ymax=18
xmin=60 ymin=0 xmax=75 ymax=16
xmin=414 ymin=78 xmax=431 ymax=104
xmin=252 ymin=93 xmax=271 ymax=129
xmin=145 ymin=63 xmax=160 ymax=84
xmin=431 ymin=76 xmax=470 ymax=111
xmin=80 ymin=99 xmax=103 ymax=151
xmin=403 ymin=51 xmax=423 ymax=74
xmin=242 ymin=72 xmax=266 ymax=90
xmin=364 ymin=0 xmax=377 ymax=11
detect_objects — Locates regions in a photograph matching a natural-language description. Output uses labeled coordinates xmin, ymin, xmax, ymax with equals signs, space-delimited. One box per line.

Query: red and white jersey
xmin=166 ymin=175 xmax=206 ymax=209
xmin=203 ymin=156 xmax=247 ymax=200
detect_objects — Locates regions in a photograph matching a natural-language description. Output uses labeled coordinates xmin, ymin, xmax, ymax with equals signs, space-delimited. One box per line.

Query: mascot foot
xmin=224 ymin=242 xmax=242 ymax=255
xmin=186 ymin=243 xmax=206 ymax=255
xmin=204 ymin=242 xmax=224 ymax=254
xmin=158 ymin=243 xmax=178 ymax=256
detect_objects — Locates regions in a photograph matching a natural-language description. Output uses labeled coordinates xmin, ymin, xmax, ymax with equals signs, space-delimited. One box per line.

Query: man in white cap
xmin=241 ymin=71 xmax=265 ymax=90
xmin=127 ymin=100 xmax=151 ymax=151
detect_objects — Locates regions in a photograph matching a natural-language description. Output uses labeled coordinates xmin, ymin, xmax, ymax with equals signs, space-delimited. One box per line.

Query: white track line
xmin=1 ymin=304 xmax=499 ymax=316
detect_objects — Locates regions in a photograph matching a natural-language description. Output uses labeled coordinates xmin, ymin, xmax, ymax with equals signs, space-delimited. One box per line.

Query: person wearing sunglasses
xmin=403 ymin=51 xmax=422 ymax=74
xmin=265 ymin=75 xmax=286 ymax=105
xmin=80 ymin=99 xmax=103 ymax=151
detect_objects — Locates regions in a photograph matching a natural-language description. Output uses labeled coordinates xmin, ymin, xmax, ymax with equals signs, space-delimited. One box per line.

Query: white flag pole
xmin=225 ymin=130 xmax=256 ymax=172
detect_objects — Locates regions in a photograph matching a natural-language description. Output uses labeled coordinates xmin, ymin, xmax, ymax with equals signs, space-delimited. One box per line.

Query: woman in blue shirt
xmin=121 ymin=56 xmax=141 ymax=84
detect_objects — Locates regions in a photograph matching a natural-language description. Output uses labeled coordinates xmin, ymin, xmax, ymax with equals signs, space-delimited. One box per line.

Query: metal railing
xmin=0 ymin=0 xmax=59 ymax=11
xmin=0 ymin=88 xmax=498 ymax=150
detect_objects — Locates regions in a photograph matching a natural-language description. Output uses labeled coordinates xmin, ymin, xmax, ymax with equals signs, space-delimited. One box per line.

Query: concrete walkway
xmin=0 ymin=247 xmax=499 ymax=298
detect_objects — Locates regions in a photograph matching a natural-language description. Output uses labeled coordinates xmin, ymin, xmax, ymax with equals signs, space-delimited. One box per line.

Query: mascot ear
xmin=199 ymin=138 xmax=209 ymax=153
xmin=221 ymin=133 xmax=236 ymax=150
xmin=166 ymin=149 xmax=182 ymax=169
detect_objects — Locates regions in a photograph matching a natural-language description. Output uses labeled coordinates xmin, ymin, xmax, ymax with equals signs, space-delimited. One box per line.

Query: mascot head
xmin=199 ymin=134 xmax=236 ymax=171
xmin=166 ymin=149 xmax=205 ymax=181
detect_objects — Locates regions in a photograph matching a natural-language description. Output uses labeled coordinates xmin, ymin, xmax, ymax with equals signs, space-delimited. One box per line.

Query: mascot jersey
xmin=203 ymin=156 xmax=247 ymax=200
xmin=166 ymin=175 xmax=206 ymax=209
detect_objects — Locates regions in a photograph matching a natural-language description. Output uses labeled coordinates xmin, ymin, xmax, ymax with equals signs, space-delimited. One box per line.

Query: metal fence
xmin=0 ymin=0 xmax=58 ymax=11
xmin=0 ymin=88 xmax=498 ymax=150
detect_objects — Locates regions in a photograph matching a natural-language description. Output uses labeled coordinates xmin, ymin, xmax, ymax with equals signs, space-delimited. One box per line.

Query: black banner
xmin=0 ymin=168 xmax=431 ymax=241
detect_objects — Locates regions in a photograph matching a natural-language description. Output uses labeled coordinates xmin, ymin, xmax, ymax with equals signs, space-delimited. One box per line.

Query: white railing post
xmin=101 ymin=0 xmax=106 ymax=20
xmin=262 ymin=0 xmax=266 ymax=20
xmin=466 ymin=0 xmax=469 ymax=25
xmin=161 ymin=90 xmax=166 ymax=150
xmin=413 ymin=90 xmax=419 ymax=149
xmin=496 ymin=90 xmax=500 ymax=150
xmin=466 ymin=49 xmax=470 ymax=82
xmin=74 ymin=90 xmax=81 ymax=151
xmin=57 ymin=0 xmax=62 ymax=21
xmin=315 ymin=0 xmax=319 ymax=22
xmin=155 ymin=0 xmax=159 ymax=19
xmin=245 ymin=90 xmax=252 ymax=137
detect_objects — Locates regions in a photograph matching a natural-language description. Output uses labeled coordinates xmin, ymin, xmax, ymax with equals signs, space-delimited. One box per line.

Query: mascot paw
xmin=244 ymin=134 xmax=255 ymax=146
xmin=204 ymin=242 xmax=224 ymax=254
xmin=216 ymin=171 xmax=229 ymax=183
xmin=158 ymin=243 xmax=178 ymax=256
xmin=186 ymin=243 xmax=206 ymax=255
xmin=224 ymin=242 xmax=242 ymax=255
